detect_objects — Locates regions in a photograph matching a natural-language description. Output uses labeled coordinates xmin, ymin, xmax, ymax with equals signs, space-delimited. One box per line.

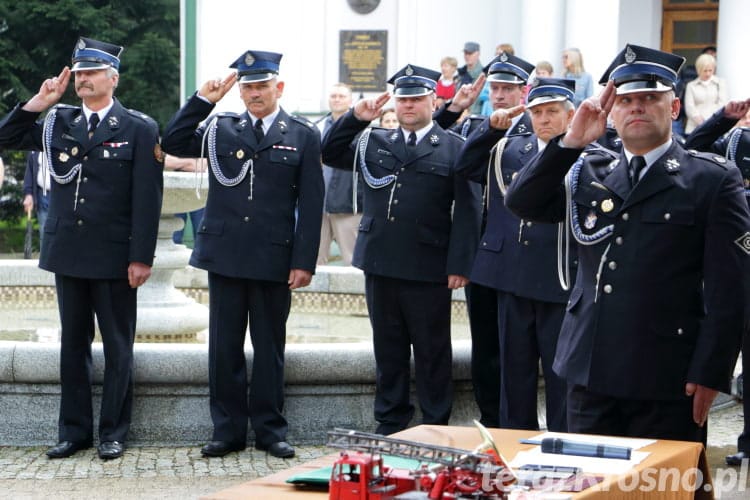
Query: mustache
xmin=76 ymin=83 xmax=94 ymax=90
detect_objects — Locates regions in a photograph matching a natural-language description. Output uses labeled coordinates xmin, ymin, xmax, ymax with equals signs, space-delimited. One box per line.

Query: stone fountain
xmin=134 ymin=171 xmax=209 ymax=341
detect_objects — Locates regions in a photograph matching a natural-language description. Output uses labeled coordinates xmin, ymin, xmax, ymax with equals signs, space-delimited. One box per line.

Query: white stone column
xmin=519 ymin=0 xmax=565 ymax=72
xmin=716 ymin=0 xmax=750 ymax=100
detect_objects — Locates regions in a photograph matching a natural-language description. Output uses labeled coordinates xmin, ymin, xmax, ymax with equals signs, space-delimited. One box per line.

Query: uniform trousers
xmin=317 ymin=212 xmax=362 ymax=266
xmin=567 ymin=384 xmax=707 ymax=444
xmin=465 ymin=282 xmax=501 ymax=427
xmin=207 ymin=272 xmax=291 ymax=448
xmin=365 ymin=274 xmax=453 ymax=435
xmin=497 ymin=292 xmax=567 ymax=431
xmin=55 ymin=274 xmax=136 ymax=444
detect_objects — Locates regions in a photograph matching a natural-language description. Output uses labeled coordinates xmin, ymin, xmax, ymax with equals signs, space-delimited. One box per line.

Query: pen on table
xmin=519 ymin=438 xmax=632 ymax=460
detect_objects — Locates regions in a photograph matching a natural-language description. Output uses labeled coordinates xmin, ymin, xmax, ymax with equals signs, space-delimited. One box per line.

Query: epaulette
xmin=446 ymin=129 xmax=467 ymax=141
xmin=126 ymin=108 xmax=159 ymax=134
xmin=291 ymin=114 xmax=315 ymax=129
xmin=687 ymin=149 xmax=730 ymax=169
xmin=214 ymin=111 xmax=241 ymax=119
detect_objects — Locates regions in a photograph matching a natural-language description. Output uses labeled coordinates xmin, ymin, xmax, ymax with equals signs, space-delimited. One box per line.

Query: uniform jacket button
xmin=603 ymin=284 xmax=613 ymax=294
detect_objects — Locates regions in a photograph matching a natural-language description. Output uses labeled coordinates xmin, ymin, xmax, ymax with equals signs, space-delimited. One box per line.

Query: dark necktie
xmin=88 ymin=113 xmax=100 ymax=139
xmin=253 ymin=119 xmax=264 ymax=143
xmin=629 ymin=155 xmax=646 ymax=187
xmin=407 ymin=131 xmax=417 ymax=147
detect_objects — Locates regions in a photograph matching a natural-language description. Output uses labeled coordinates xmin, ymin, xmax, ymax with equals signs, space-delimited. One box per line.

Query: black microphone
xmin=520 ymin=438 xmax=632 ymax=460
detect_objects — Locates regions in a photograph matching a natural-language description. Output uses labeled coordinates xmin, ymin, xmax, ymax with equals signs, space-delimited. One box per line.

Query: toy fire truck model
xmin=327 ymin=421 xmax=517 ymax=500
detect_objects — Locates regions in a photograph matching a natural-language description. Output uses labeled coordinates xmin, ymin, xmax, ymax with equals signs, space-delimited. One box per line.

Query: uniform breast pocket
xmin=270 ymin=148 xmax=301 ymax=167
xmin=99 ymin=147 xmax=133 ymax=162
xmin=416 ymin=161 xmax=450 ymax=178
xmin=197 ymin=219 xmax=225 ymax=236
xmin=367 ymin=153 xmax=397 ymax=172
xmin=640 ymin=204 xmax=694 ymax=226
xmin=479 ymin=232 xmax=504 ymax=252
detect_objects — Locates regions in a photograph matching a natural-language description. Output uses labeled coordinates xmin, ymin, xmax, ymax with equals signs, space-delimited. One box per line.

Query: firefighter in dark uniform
xmin=683 ymin=98 xmax=750 ymax=464
xmin=505 ymin=44 xmax=750 ymax=443
xmin=0 ymin=37 xmax=163 ymax=459
xmin=456 ymin=78 xmax=579 ymax=432
xmin=321 ymin=65 xmax=482 ymax=435
xmin=449 ymin=53 xmax=536 ymax=428
xmin=161 ymin=51 xmax=323 ymax=459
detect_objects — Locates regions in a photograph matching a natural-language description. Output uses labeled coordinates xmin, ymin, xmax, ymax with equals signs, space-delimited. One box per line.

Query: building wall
xmin=188 ymin=0 xmax=718 ymax=115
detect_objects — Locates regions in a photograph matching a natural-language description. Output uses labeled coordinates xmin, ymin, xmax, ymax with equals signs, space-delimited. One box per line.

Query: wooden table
xmin=203 ymin=425 xmax=711 ymax=499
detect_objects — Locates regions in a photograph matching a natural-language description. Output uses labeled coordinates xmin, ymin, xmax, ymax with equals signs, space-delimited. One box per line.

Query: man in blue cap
xmin=455 ymin=78 xmax=579 ymax=433
xmin=0 ymin=36 xmax=163 ymax=459
xmin=321 ymin=64 xmax=481 ymax=435
xmin=161 ymin=50 xmax=323 ymax=458
xmin=505 ymin=44 xmax=750 ymax=442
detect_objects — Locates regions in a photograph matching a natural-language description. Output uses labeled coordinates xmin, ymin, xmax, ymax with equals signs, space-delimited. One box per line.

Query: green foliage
xmin=0 ymin=0 xmax=180 ymax=228
xmin=0 ymin=0 xmax=180 ymax=131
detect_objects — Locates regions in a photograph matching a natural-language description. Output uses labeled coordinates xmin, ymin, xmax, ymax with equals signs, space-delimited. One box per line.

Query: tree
xmin=0 ymin=0 xmax=180 ymax=132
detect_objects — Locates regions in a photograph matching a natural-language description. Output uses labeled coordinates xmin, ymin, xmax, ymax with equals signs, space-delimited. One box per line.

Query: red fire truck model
xmin=327 ymin=421 xmax=517 ymax=500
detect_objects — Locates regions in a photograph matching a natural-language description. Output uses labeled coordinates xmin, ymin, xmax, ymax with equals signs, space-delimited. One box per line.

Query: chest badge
xmin=70 ymin=146 xmax=79 ymax=156
xmin=58 ymin=152 xmax=69 ymax=163
xmin=236 ymin=149 xmax=245 ymax=160
xmin=584 ymin=210 xmax=598 ymax=229
xmin=601 ymin=198 xmax=614 ymax=213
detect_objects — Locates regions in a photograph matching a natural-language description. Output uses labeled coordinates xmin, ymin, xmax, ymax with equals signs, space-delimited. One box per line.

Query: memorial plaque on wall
xmin=339 ymin=30 xmax=387 ymax=93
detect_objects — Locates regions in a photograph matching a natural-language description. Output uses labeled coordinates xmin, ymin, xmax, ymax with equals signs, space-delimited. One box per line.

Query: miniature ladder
xmin=327 ymin=429 xmax=495 ymax=473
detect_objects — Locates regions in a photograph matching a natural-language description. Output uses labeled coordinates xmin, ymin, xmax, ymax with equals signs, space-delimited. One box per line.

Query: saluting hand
xmin=447 ymin=73 xmax=487 ymax=113
xmin=23 ymin=67 xmax=71 ymax=113
xmin=722 ymin=98 xmax=750 ymax=121
xmin=489 ymin=104 xmax=526 ymax=130
xmin=353 ymin=92 xmax=390 ymax=122
xmin=563 ymin=80 xmax=616 ymax=149
xmin=198 ymin=72 xmax=238 ymax=104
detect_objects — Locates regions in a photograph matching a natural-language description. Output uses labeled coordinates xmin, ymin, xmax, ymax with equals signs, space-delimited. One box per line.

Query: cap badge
xmin=78 ymin=39 xmax=86 ymax=50
xmin=584 ymin=210 xmax=598 ymax=229
xmin=245 ymin=53 xmax=255 ymax=66
xmin=405 ymin=65 xmax=414 ymax=76
xmin=665 ymin=157 xmax=680 ymax=171
xmin=500 ymin=53 xmax=508 ymax=62
xmin=71 ymin=147 xmax=79 ymax=156
xmin=236 ymin=149 xmax=245 ymax=160
xmin=601 ymin=198 xmax=614 ymax=213
xmin=624 ymin=46 xmax=637 ymax=64
xmin=58 ymin=152 xmax=69 ymax=163
xmin=735 ymin=232 xmax=750 ymax=255
xmin=429 ymin=134 xmax=439 ymax=145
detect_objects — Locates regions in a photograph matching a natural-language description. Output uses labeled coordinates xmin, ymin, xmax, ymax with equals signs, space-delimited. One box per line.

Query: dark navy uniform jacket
xmin=506 ymin=138 xmax=750 ymax=400
xmin=321 ymin=110 xmax=482 ymax=283
xmin=0 ymin=99 xmax=162 ymax=279
xmin=456 ymin=116 xmax=570 ymax=303
xmin=161 ymin=94 xmax=324 ymax=282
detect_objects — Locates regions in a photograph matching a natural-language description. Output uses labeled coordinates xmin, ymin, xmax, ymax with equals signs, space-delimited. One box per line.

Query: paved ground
xmin=0 ymin=401 xmax=748 ymax=499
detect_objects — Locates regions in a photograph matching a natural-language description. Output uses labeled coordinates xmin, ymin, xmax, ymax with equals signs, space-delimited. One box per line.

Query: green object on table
xmin=285 ymin=455 xmax=434 ymax=487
